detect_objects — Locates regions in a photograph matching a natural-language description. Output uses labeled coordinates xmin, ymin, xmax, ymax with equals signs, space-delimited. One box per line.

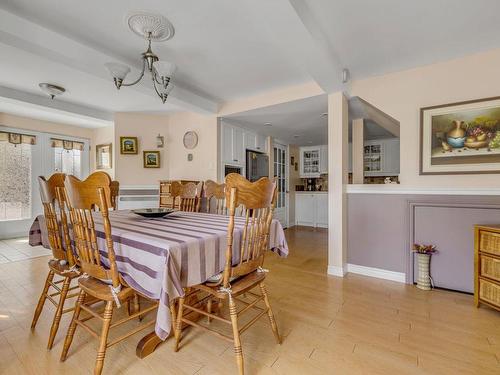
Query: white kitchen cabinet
xmin=295 ymin=193 xmax=316 ymax=226
xmin=295 ymin=192 xmax=328 ymax=228
xmin=363 ymin=138 xmax=399 ymax=176
xmin=256 ymin=134 xmax=268 ymax=152
xmin=299 ymin=146 xmax=321 ymax=178
xmin=221 ymin=123 xmax=245 ymax=165
xmin=244 ymin=132 xmax=257 ymax=151
xmin=320 ymin=145 xmax=328 ymax=174
xmin=315 ymin=193 xmax=328 ymax=227
xmin=382 ymin=138 xmax=400 ymax=175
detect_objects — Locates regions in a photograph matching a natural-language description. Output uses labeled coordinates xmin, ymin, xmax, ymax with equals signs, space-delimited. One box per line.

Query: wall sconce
xmin=156 ymin=134 xmax=165 ymax=148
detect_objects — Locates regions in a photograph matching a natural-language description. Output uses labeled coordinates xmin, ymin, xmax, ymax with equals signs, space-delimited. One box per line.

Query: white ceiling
xmin=224 ymin=95 xmax=327 ymax=146
xmin=223 ymin=95 xmax=399 ymax=146
xmin=1 ymin=0 xmax=500 ymax=126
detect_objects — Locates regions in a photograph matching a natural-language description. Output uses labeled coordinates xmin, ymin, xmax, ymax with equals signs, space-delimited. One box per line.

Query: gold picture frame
xmin=120 ymin=136 xmax=138 ymax=154
xmin=420 ymin=96 xmax=500 ymax=175
xmin=143 ymin=150 xmax=160 ymax=168
xmin=96 ymin=143 xmax=112 ymax=170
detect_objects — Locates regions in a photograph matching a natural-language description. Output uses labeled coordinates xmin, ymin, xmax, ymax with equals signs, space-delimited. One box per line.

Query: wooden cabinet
xmin=295 ymin=192 xmax=328 ymax=228
xmin=475 ymin=225 xmax=500 ymax=312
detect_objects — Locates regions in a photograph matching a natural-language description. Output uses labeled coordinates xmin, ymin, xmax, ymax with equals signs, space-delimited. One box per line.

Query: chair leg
xmin=133 ymin=294 xmax=142 ymax=321
xmin=174 ymin=297 xmax=185 ymax=352
xmin=94 ymin=300 xmax=114 ymax=375
xmin=228 ymin=295 xmax=244 ymax=375
xmin=47 ymin=276 xmax=71 ymax=349
xmin=31 ymin=270 xmax=54 ymax=330
xmin=207 ymin=298 xmax=212 ymax=323
xmin=259 ymin=283 xmax=281 ymax=344
xmin=60 ymin=289 xmax=85 ymax=361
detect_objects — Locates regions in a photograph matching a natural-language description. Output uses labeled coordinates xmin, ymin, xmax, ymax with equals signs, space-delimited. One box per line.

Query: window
xmin=0 ymin=142 xmax=32 ymax=221
xmin=54 ymin=147 xmax=82 ymax=179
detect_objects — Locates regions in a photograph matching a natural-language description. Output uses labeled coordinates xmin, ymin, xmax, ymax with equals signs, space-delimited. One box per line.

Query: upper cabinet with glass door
xmin=299 ymin=145 xmax=327 ymax=178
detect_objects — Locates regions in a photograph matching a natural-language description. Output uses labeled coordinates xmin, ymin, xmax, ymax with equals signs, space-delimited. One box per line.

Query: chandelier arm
xmin=151 ymin=75 xmax=163 ymax=99
xmin=121 ymin=58 xmax=147 ymax=87
xmin=152 ymin=69 xmax=163 ymax=85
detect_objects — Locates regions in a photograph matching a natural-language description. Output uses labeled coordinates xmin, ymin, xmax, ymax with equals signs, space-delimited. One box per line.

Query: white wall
xmin=114 ymin=112 xmax=218 ymax=187
xmin=351 ymin=47 xmax=500 ymax=188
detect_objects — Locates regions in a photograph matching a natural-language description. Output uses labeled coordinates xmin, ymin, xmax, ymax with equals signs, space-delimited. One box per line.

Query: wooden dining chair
xmin=179 ymin=181 xmax=203 ymax=212
xmin=173 ymin=173 xmax=280 ymax=375
xmin=109 ymin=180 xmax=120 ymax=210
xmin=31 ymin=173 xmax=80 ymax=350
xmin=204 ymin=180 xmax=226 ymax=214
xmin=60 ymin=172 xmax=158 ymax=375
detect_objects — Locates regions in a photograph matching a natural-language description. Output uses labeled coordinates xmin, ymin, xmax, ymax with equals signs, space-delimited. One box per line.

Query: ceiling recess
xmin=126 ymin=11 xmax=175 ymax=41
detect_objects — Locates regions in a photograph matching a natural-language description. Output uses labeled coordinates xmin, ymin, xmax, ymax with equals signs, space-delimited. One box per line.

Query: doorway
xmin=273 ymin=142 xmax=288 ymax=227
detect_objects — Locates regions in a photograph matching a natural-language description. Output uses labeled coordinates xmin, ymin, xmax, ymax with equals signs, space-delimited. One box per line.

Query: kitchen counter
xmin=295 ymin=191 xmax=328 ymax=194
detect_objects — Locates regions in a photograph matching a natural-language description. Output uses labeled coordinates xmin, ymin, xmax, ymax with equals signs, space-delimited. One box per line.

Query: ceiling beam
xmin=287 ymin=0 xmax=346 ymax=94
xmin=0 ymin=9 xmax=218 ymax=114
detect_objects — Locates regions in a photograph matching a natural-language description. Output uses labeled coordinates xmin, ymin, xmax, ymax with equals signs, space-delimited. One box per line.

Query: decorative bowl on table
xmin=132 ymin=208 xmax=175 ymax=218
xmin=464 ymin=140 xmax=489 ymax=149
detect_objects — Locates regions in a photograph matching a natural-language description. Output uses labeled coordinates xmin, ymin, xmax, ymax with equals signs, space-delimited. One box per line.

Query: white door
xmin=273 ymin=143 xmax=288 ymax=227
xmin=232 ymin=127 xmax=244 ymax=165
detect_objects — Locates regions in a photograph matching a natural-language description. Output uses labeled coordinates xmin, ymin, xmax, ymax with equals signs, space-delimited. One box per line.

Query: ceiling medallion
xmin=104 ymin=12 xmax=176 ymax=104
xmin=39 ymin=83 xmax=65 ymax=99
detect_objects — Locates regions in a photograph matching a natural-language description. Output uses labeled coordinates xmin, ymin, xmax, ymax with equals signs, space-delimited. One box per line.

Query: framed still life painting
xmin=420 ymin=96 xmax=500 ymax=174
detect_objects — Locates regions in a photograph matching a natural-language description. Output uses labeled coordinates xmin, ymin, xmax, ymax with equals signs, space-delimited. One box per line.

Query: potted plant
xmin=412 ymin=244 xmax=437 ymax=291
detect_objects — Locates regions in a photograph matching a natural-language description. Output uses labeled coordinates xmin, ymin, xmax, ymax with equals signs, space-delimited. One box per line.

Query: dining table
xmin=29 ymin=209 xmax=289 ymax=357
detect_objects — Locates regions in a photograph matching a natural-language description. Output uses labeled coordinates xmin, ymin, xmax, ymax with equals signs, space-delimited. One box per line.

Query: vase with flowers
xmin=412 ymin=244 xmax=437 ymax=291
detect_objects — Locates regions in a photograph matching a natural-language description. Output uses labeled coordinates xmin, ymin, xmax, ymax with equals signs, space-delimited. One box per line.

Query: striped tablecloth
xmin=29 ymin=210 xmax=288 ymax=340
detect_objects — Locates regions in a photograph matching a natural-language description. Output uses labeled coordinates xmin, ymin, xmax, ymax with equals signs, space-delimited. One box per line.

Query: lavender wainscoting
xmin=347 ymin=193 xmax=500 ymax=292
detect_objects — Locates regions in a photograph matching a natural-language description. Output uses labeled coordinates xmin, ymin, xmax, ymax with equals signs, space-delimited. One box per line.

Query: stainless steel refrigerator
xmin=246 ymin=150 xmax=269 ymax=182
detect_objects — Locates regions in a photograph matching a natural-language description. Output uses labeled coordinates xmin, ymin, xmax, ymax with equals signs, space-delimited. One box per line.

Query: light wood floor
xmin=1 ymin=226 xmax=500 ymax=374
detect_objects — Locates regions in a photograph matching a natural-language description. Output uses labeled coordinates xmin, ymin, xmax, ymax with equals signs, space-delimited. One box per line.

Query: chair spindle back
xmin=64 ymin=172 xmax=120 ymax=288
xmin=109 ymin=180 xmax=120 ymax=210
xmin=205 ymin=180 xmax=226 ymax=214
xmin=38 ymin=173 xmax=75 ymax=266
xmin=222 ymin=173 xmax=277 ymax=287
xmin=179 ymin=181 xmax=203 ymax=212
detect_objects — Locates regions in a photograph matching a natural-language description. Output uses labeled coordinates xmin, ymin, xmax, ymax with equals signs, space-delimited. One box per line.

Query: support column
xmin=328 ymin=92 xmax=348 ymax=277
xmin=352 ymin=118 xmax=364 ymax=184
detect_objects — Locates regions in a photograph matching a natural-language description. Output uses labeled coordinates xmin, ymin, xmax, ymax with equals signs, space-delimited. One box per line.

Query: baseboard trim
xmin=347 ymin=263 xmax=406 ymax=283
xmin=327 ymin=265 xmax=347 ymax=277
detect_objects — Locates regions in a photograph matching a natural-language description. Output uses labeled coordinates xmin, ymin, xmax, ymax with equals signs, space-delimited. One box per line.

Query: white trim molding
xmin=347 ymin=184 xmax=500 ymax=196
xmin=327 ymin=265 xmax=347 ymax=277
xmin=347 ymin=263 xmax=406 ymax=283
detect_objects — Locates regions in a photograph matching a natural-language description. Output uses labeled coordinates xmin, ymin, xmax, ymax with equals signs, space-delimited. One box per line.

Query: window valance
xmin=50 ymin=138 xmax=85 ymax=151
xmin=0 ymin=131 xmax=36 ymax=145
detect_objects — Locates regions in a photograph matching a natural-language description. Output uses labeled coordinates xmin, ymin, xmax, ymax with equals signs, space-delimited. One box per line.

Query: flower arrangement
xmin=412 ymin=244 xmax=437 ymax=254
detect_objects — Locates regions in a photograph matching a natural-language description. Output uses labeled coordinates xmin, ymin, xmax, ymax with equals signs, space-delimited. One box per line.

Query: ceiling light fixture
xmin=264 ymin=122 xmax=272 ymax=127
xmin=39 ymin=83 xmax=65 ymax=99
xmin=105 ymin=12 xmax=176 ymax=104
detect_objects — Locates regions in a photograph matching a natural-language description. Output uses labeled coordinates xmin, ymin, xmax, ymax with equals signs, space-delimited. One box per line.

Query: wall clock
xmin=183 ymin=131 xmax=198 ymax=149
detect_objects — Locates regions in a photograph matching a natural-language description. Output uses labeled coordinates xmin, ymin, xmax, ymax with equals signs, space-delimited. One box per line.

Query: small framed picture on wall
xmin=143 ymin=150 xmax=160 ymax=168
xmin=120 ymin=136 xmax=138 ymax=154
xmin=96 ymin=143 xmax=112 ymax=169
